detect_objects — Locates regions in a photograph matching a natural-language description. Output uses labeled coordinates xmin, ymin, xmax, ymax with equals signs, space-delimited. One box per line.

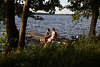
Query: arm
xmin=45 ymin=32 xmax=51 ymax=38
xmin=51 ymin=32 xmax=55 ymax=39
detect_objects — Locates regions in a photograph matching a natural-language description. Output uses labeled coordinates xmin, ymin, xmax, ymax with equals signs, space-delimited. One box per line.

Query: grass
xmin=0 ymin=35 xmax=100 ymax=67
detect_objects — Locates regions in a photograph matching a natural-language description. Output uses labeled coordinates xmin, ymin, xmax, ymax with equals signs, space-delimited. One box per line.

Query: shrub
xmin=0 ymin=35 xmax=100 ymax=67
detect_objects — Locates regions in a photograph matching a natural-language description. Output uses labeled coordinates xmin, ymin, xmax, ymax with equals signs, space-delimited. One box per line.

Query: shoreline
xmin=26 ymin=32 xmax=70 ymax=45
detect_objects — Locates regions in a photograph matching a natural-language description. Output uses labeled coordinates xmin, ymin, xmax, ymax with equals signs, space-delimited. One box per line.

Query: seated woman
xmin=48 ymin=28 xmax=57 ymax=43
xmin=44 ymin=28 xmax=51 ymax=42
xmin=40 ymin=28 xmax=51 ymax=43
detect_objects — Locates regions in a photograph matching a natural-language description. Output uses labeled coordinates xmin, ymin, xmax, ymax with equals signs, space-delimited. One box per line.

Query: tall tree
xmin=67 ymin=0 xmax=100 ymax=37
xmin=18 ymin=0 xmax=30 ymax=48
xmin=0 ymin=0 xmax=4 ymax=21
xmin=4 ymin=0 xmax=19 ymax=53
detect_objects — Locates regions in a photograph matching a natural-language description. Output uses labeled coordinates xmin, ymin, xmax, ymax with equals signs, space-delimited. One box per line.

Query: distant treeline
xmin=33 ymin=13 xmax=71 ymax=16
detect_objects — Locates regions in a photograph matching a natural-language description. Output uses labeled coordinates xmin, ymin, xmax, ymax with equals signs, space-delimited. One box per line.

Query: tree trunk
xmin=0 ymin=0 xmax=4 ymax=20
xmin=89 ymin=6 xmax=99 ymax=37
xmin=4 ymin=0 xmax=19 ymax=53
xmin=18 ymin=0 xmax=30 ymax=48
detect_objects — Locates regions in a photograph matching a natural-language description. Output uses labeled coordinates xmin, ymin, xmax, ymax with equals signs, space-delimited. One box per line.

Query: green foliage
xmin=71 ymin=35 xmax=100 ymax=50
xmin=67 ymin=0 xmax=100 ymax=21
xmin=0 ymin=30 xmax=8 ymax=52
xmin=0 ymin=35 xmax=100 ymax=67
xmin=16 ymin=0 xmax=62 ymax=16
xmin=71 ymin=11 xmax=80 ymax=22
xmin=98 ymin=8 xmax=100 ymax=19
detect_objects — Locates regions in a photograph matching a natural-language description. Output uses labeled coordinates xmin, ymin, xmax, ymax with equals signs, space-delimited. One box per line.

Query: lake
xmin=0 ymin=15 xmax=100 ymax=39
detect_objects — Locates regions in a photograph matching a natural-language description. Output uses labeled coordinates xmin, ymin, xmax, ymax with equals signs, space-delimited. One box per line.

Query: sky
xmin=60 ymin=0 xmax=68 ymax=6
xmin=45 ymin=0 xmax=68 ymax=6
xmin=56 ymin=0 xmax=73 ymax=14
xmin=41 ymin=0 xmax=73 ymax=14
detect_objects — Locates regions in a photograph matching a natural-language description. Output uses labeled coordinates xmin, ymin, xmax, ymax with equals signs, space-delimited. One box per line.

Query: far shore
xmin=33 ymin=13 xmax=72 ymax=15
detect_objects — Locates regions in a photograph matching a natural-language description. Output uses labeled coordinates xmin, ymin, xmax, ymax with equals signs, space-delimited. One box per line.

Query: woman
xmin=48 ymin=28 xmax=57 ymax=43
xmin=44 ymin=28 xmax=51 ymax=42
xmin=40 ymin=28 xmax=51 ymax=43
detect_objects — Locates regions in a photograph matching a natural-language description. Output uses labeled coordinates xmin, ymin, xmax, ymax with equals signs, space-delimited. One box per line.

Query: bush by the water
xmin=0 ymin=35 xmax=100 ymax=67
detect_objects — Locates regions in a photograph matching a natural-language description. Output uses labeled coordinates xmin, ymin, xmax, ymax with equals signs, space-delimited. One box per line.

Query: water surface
xmin=0 ymin=15 xmax=100 ymax=39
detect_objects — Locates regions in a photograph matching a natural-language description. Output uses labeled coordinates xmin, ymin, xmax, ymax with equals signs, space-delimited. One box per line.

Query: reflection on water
xmin=0 ymin=15 xmax=100 ymax=39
